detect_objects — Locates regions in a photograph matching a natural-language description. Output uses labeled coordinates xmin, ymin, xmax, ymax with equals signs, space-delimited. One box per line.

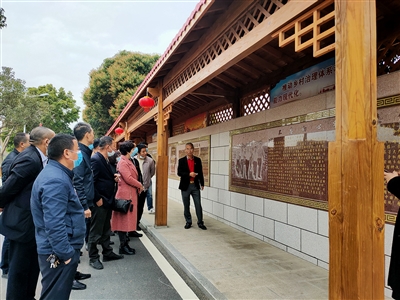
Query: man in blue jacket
xmin=31 ymin=134 xmax=86 ymax=300
xmin=72 ymin=122 xmax=95 ymax=289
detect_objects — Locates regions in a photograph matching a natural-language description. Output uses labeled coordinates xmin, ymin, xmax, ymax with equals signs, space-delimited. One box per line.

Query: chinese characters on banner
xmin=270 ymin=58 xmax=335 ymax=107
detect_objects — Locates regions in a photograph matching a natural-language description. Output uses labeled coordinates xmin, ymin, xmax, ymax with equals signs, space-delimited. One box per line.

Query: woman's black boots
xmin=119 ymin=242 xmax=135 ymax=255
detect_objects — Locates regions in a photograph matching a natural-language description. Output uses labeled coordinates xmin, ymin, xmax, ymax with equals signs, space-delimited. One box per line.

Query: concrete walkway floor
xmin=141 ymin=200 xmax=329 ymax=300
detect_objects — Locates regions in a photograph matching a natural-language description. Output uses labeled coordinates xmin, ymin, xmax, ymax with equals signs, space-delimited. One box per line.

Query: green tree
xmin=27 ymin=84 xmax=80 ymax=134
xmin=0 ymin=8 xmax=6 ymax=29
xmin=0 ymin=67 xmax=45 ymax=160
xmin=83 ymin=51 xmax=160 ymax=136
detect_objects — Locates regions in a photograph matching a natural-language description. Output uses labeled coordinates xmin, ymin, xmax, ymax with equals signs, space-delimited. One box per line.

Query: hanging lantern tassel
xmin=115 ymin=127 xmax=124 ymax=135
xmin=138 ymin=96 xmax=155 ymax=112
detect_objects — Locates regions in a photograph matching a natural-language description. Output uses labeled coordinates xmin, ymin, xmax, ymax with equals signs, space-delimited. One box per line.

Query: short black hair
xmin=119 ymin=141 xmax=135 ymax=155
xmin=138 ymin=141 xmax=148 ymax=146
xmin=186 ymin=142 xmax=194 ymax=149
xmin=14 ymin=133 xmax=29 ymax=148
xmin=99 ymin=136 xmax=113 ymax=149
xmin=47 ymin=134 xmax=76 ymax=161
xmin=73 ymin=122 xmax=92 ymax=141
xmin=137 ymin=144 xmax=147 ymax=154
xmin=93 ymin=138 xmax=100 ymax=149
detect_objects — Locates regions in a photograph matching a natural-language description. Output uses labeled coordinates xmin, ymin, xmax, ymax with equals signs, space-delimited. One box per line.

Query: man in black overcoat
xmin=88 ymin=136 xmax=123 ymax=270
xmin=0 ymin=126 xmax=54 ymax=300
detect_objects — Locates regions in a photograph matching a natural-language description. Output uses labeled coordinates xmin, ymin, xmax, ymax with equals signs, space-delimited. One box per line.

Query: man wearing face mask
xmin=88 ymin=136 xmax=123 ymax=270
xmin=31 ymin=134 xmax=86 ymax=300
xmin=72 ymin=122 xmax=95 ymax=289
xmin=0 ymin=126 xmax=55 ymax=300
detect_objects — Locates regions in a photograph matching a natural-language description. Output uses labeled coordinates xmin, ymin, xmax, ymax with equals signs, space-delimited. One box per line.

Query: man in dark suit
xmin=88 ymin=136 xmax=123 ymax=270
xmin=0 ymin=126 xmax=55 ymax=300
xmin=177 ymin=142 xmax=207 ymax=230
xmin=0 ymin=132 xmax=30 ymax=278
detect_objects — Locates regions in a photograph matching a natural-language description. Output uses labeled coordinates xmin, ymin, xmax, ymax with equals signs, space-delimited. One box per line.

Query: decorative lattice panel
xmin=274 ymin=0 xmax=334 ymax=57
xmin=165 ymin=0 xmax=288 ymax=98
xmin=208 ymin=104 xmax=233 ymax=126
xmin=378 ymin=33 xmax=400 ymax=75
xmin=241 ymin=89 xmax=270 ymax=116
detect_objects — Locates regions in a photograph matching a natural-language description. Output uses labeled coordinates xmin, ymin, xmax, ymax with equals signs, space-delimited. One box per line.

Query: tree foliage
xmin=27 ymin=84 xmax=80 ymax=134
xmin=0 ymin=67 xmax=45 ymax=158
xmin=0 ymin=8 xmax=6 ymax=29
xmin=83 ymin=51 xmax=160 ymax=136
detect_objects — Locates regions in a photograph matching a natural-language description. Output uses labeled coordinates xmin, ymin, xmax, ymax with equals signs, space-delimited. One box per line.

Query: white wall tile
xmin=385 ymin=223 xmax=394 ymax=256
xmin=202 ymin=198 xmax=212 ymax=214
xmin=218 ymin=161 xmax=229 ymax=176
xmin=219 ymin=132 xmax=230 ymax=146
xmin=385 ymin=255 xmax=391 ymax=289
xmin=264 ymin=237 xmax=287 ymax=251
xmin=318 ymin=210 xmax=329 ymax=237
xmin=210 ymin=160 xmax=219 ymax=174
xmin=301 ymin=230 xmax=329 ymax=262
xmin=254 ymin=215 xmax=274 ymax=239
xmin=218 ymin=189 xmax=231 ymax=205
xmin=224 ymin=146 xmax=230 ymax=160
xmin=245 ymin=195 xmax=263 ymax=215
xmin=224 ymin=175 xmax=229 ymax=190
xmin=231 ymin=192 xmax=246 ymax=210
xmin=287 ymin=248 xmax=318 ymax=265
xmin=210 ymin=174 xmax=225 ymax=189
xmin=211 ymin=133 xmax=220 ymax=147
xmin=212 ymin=202 xmax=224 ymax=218
xmin=224 ymin=206 xmax=237 ymax=224
xmin=206 ymin=186 xmax=219 ymax=201
xmin=211 ymin=147 xmax=225 ymax=161
xmin=318 ymin=260 xmax=329 ymax=270
xmin=200 ymin=186 xmax=208 ymax=198
xmin=264 ymin=199 xmax=287 ymax=223
xmin=275 ymin=222 xmax=300 ymax=250
xmin=238 ymin=210 xmax=254 ymax=230
xmin=288 ymin=205 xmax=318 ymax=232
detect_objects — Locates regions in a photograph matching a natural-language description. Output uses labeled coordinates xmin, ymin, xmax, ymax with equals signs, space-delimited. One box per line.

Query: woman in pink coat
xmin=111 ymin=141 xmax=143 ymax=255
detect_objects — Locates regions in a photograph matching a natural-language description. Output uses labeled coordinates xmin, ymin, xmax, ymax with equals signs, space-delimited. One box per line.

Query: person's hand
xmin=84 ymin=209 xmax=91 ymax=218
xmin=189 ymin=172 xmax=196 ymax=177
xmin=201 ymin=186 xmax=204 ymax=190
xmin=384 ymin=170 xmax=399 ymax=183
xmin=114 ymin=174 xmax=120 ymax=183
xmin=138 ymin=185 xmax=144 ymax=194
xmin=64 ymin=258 xmax=71 ymax=265
xmin=0 ymin=208 xmax=3 ymax=213
xmin=96 ymin=198 xmax=103 ymax=207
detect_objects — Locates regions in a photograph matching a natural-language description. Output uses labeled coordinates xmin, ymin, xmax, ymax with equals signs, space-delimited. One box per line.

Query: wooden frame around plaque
xmin=168 ymin=136 xmax=210 ymax=187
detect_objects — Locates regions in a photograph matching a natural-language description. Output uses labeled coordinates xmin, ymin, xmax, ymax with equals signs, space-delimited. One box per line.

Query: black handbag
xmin=113 ymin=199 xmax=132 ymax=214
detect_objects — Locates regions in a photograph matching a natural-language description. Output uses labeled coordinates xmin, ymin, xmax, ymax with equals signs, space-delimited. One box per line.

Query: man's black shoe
xmin=72 ymin=280 xmax=86 ymax=290
xmin=89 ymin=259 xmax=103 ymax=270
xmin=128 ymin=231 xmax=143 ymax=238
xmin=198 ymin=223 xmax=207 ymax=230
xmin=184 ymin=223 xmax=192 ymax=229
xmin=75 ymin=271 xmax=91 ymax=280
xmin=136 ymin=225 xmax=142 ymax=231
xmin=103 ymin=252 xmax=124 ymax=262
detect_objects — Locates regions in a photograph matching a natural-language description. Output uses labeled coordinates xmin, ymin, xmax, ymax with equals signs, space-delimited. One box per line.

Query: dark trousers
xmin=7 ymin=239 xmax=40 ymax=300
xmin=0 ymin=236 xmax=10 ymax=274
xmin=88 ymin=205 xmax=113 ymax=261
xmin=118 ymin=231 xmax=127 ymax=246
xmin=38 ymin=250 xmax=80 ymax=300
xmin=85 ymin=218 xmax=91 ymax=244
xmin=137 ymin=191 xmax=147 ymax=227
xmin=181 ymin=184 xmax=203 ymax=225
xmin=146 ymin=181 xmax=153 ymax=210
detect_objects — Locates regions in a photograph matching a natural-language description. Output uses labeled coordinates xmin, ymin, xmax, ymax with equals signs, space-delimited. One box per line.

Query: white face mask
xmin=107 ymin=150 xmax=115 ymax=157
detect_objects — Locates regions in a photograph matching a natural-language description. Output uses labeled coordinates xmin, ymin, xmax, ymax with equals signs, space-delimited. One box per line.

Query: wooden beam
xmin=155 ymin=81 xmax=168 ymax=227
xmin=163 ymin=0 xmax=256 ymax=86
xmin=329 ymin=1 xmax=384 ymax=299
xmin=163 ymin=0 xmax=319 ymax=108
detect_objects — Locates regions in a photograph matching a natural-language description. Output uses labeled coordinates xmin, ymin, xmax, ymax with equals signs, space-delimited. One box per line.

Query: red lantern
xmin=138 ymin=96 xmax=155 ymax=112
xmin=115 ymin=127 xmax=124 ymax=135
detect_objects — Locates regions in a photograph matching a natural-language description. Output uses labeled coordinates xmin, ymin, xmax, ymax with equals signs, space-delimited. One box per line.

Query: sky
xmin=0 ymin=0 xmax=199 ymax=124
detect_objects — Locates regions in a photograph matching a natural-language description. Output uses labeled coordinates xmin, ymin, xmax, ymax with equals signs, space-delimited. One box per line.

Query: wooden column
xmin=329 ymin=1 xmax=384 ymax=299
xmin=151 ymin=83 xmax=169 ymax=227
